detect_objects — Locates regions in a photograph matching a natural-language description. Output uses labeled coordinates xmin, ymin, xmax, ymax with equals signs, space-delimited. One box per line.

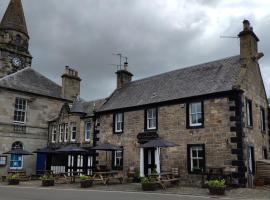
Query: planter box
xmin=209 ymin=186 xmax=226 ymax=195
xmin=142 ymin=182 xmax=160 ymax=191
xmin=80 ymin=180 xmax=93 ymax=188
xmin=254 ymin=179 xmax=264 ymax=187
xmin=8 ymin=179 xmax=19 ymax=185
xmin=42 ymin=179 xmax=55 ymax=187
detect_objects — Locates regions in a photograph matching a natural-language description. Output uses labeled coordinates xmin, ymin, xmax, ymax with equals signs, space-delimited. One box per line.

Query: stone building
xmin=46 ymin=95 xmax=105 ymax=175
xmin=0 ymin=0 xmax=78 ymax=175
xmin=96 ymin=20 xmax=269 ymax=187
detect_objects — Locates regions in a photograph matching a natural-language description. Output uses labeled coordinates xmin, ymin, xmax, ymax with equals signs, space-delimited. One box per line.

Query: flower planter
xmin=141 ymin=182 xmax=160 ymax=191
xmin=8 ymin=179 xmax=20 ymax=185
xmin=42 ymin=179 xmax=55 ymax=187
xmin=209 ymin=186 xmax=226 ymax=195
xmin=254 ymin=179 xmax=264 ymax=187
xmin=80 ymin=180 xmax=93 ymax=188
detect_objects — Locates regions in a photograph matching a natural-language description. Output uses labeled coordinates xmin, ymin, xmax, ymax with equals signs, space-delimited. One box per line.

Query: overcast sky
xmin=1 ymin=0 xmax=270 ymax=100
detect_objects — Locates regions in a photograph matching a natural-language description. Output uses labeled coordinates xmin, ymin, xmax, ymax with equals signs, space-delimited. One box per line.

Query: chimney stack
xmin=61 ymin=66 xmax=81 ymax=101
xmin=116 ymin=62 xmax=133 ymax=89
xmin=238 ymin=19 xmax=263 ymax=61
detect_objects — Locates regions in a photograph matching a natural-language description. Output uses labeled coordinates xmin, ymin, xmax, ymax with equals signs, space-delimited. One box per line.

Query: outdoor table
xmin=55 ymin=172 xmax=81 ymax=184
xmin=93 ymin=171 xmax=122 ymax=185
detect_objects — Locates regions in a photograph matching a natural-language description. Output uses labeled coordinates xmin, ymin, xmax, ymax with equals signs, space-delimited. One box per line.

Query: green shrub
xmin=8 ymin=173 xmax=19 ymax=180
xmin=208 ymin=179 xmax=226 ymax=187
xmin=80 ymin=175 xmax=93 ymax=181
xmin=141 ymin=176 xmax=157 ymax=184
xmin=134 ymin=168 xmax=140 ymax=178
xmin=41 ymin=174 xmax=54 ymax=181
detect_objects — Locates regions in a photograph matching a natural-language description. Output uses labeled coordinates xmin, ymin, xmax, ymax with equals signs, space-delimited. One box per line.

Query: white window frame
xmin=115 ymin=113 xmax=123 ymax=133
xmin=189 ymin=102 xmax=202 ymax=127
xmin=260 ymin=107 xmax=266 ymax=132
xmin=64 ymin=123 xmax=68 ymax=142
xmin=70 ymin=123 xmax=76 ymax=142
xmin=190 ymin=146 xmax=204 ymax=172
xmin=13 ymin=98 xmax=27 ymax=124
xmin=10 ymin=154 xmax=23 ymax=170
xmin=51 ymin=125 xmax=57 ymax=143
xmin=59 ymin=124 xmax=64 ymax=142
xmin=85 ymin=122 xmax=91 ymax=142
xmin=114 ymin=150 xmax=123 ymax=167
xmin=146 ymin=108 xmax=156 ymax=130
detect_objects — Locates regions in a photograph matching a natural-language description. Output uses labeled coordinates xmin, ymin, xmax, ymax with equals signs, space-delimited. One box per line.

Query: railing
xmin=13 ymin=124 xmax=26 ymax=133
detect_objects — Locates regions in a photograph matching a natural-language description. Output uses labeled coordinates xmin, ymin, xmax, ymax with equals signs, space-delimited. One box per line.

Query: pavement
xmin=0 ymin=181 xmax=269 ymax=200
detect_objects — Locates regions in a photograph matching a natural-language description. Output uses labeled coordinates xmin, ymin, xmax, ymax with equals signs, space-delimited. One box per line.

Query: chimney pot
xmin=124 ymin=62 xmax=128 ymax=71
xmin=243 ymin=19 xmax=250 ymax=31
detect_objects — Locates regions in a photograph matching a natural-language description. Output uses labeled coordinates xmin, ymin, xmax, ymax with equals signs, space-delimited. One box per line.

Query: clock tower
xmin=0 ymin=0 xmax=32 ymax=78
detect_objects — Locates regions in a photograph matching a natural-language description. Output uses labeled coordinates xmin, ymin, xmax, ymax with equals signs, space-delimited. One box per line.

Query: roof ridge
xmin=127 ymin=55 xmax=240 ymax=86
xmin=0 ymin=66 xmax=31 ymax=81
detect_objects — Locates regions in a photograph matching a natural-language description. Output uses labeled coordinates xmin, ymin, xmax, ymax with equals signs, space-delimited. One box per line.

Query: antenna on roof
xmin=220 ymin=35 xmax=239 ymax=39
xmin=112 ymin=53 xmax=123 ymax=69
xmin=108 ymin=64 xmax=121 ymax=71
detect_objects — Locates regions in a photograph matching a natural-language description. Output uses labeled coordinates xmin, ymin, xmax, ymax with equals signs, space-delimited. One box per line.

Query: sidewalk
xmin=1 ymin=180 xmax=270 ymax=200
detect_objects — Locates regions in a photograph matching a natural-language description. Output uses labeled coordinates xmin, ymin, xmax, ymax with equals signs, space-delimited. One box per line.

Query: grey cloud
xmin=0 ymin=0 xmax=269 ymax=100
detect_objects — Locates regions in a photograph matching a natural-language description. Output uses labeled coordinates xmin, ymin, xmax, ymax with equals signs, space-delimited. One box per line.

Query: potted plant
xmin=208 ymin=179 xmax=226 ymax=195
xmin=7 ymin=173 xmax=20 ymax=185
xmin=133 ymin=169 xmax=141 ymax=183
xmin=80 ymin=175 xmax=93 ymax=188
xmin=141 ymin=176 xmax=160 ymax=191
xmin=41 ymin=174 xmax=54 ymax=187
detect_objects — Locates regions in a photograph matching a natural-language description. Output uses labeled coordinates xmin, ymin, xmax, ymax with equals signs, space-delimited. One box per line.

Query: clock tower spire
xmin=0 ymin=0 xmax=32 ymax=78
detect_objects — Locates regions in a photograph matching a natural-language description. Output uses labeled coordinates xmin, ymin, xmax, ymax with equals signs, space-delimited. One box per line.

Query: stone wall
xmin=0 ymin=89 xmax=65 ymax=175
xmin=98 ymin=97 xmax=235 ymax=185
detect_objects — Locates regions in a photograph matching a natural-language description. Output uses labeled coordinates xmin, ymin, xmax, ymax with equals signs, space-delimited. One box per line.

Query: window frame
xmin=51 ymin=125 xmax=57 ymax=143
xmin=0 ymin=156 xmax=7 ymax=166
xmin=85 ymin=121 xmax=91 ymax=142
xmin=59 ymin=124 xmax=64 ymax=142
xmin=13 ymin=98 xmax=27 ymax=124
xmin=187 ymin=144 xmax=205 ymax=174
xmin=260 ymin=107 xmax=266 ymax=133
xmin=112 ymin=149 xmax=123 ymax=170
xmin=64 ymin=123 xmax=68 ymax=142
xmin=246 ymin=99 xmax=253 ymax=128
xmin=70 ymin=123 xmax=77 ymax=142
xmin=186 ymin=101 xmax=204 ymax=129
xmin=10 ymin=154 xmax=23 ymax=170
xmin=145 ymin=108 xmax=158 ymax=131
xmin=113 ymin=113 xmax=124 ymax=134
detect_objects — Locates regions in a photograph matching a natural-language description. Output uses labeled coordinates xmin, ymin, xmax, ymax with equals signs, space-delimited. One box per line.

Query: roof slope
xmin=0 ymin=0 xmax=28 ymax=36
xmin=0 ymin=67 xmax=63 ymax=99
xmin=99 ymin=55 xmax=242 ymax=112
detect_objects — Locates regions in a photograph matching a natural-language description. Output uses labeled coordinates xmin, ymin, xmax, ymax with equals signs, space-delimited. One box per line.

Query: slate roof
xmin=70 ymin=97 xmax=106 ymax=117
xmin=0 ymin=67 xmax=63 ymax=99
xmin=99 ymin=55 xmax=242 ymax=112
xmin=0 ymin=0 xmax=28 ymax=36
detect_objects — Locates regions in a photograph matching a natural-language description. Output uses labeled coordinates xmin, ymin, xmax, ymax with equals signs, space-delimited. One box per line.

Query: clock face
xmin=12 ymin=57 xmax=22 ymax=67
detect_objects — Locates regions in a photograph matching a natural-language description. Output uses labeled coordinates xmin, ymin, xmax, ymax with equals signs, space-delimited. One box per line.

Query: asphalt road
xmin=0 ymin=186 xmax=228 ymax=200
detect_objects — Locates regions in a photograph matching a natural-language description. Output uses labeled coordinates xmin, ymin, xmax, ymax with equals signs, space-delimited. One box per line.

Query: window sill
xmin=246 ymin=126 xmax=253 ymax=129
xmin=113 ymin=131 xmax=123 ymax=134
xmin=187 ymin=125 xmax=204 ymax=129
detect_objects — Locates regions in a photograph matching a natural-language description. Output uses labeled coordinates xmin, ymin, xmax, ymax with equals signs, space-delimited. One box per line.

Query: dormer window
xmin=51 ymin=126 xmax=57 ymax=143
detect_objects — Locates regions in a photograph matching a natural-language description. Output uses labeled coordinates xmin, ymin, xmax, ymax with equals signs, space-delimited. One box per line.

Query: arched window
xmin=11 ymin=141 xmax=23 ymax=150
xmin=15 ymin=34 xmax=22 ymax=45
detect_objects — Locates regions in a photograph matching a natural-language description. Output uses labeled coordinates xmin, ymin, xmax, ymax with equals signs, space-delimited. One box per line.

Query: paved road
xmin=0 ymin=186 xmax=232 ymax=200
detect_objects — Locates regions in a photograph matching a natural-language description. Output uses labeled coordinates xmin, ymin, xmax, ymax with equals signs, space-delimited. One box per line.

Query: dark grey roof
xmin=0 ymin=67 xmax=63 ymax=99
xmin=268 ymin=98 xmax=270 ymax=105
xmin=70 ymin=97 xmax=86 ymax=114
xmin=83 ymin=98 xmax=107 ymax=117
xmin=99 ymin=55 xmax=242 ymax=112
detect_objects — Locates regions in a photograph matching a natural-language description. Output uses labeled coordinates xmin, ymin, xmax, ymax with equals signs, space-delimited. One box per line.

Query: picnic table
xmin=93 ymin=171 xmax=123 ymax=185
xmin=148 ymin=172 xmax=180 ymax=189
xmin=54 ymin=171 xmax=81 ymax=184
